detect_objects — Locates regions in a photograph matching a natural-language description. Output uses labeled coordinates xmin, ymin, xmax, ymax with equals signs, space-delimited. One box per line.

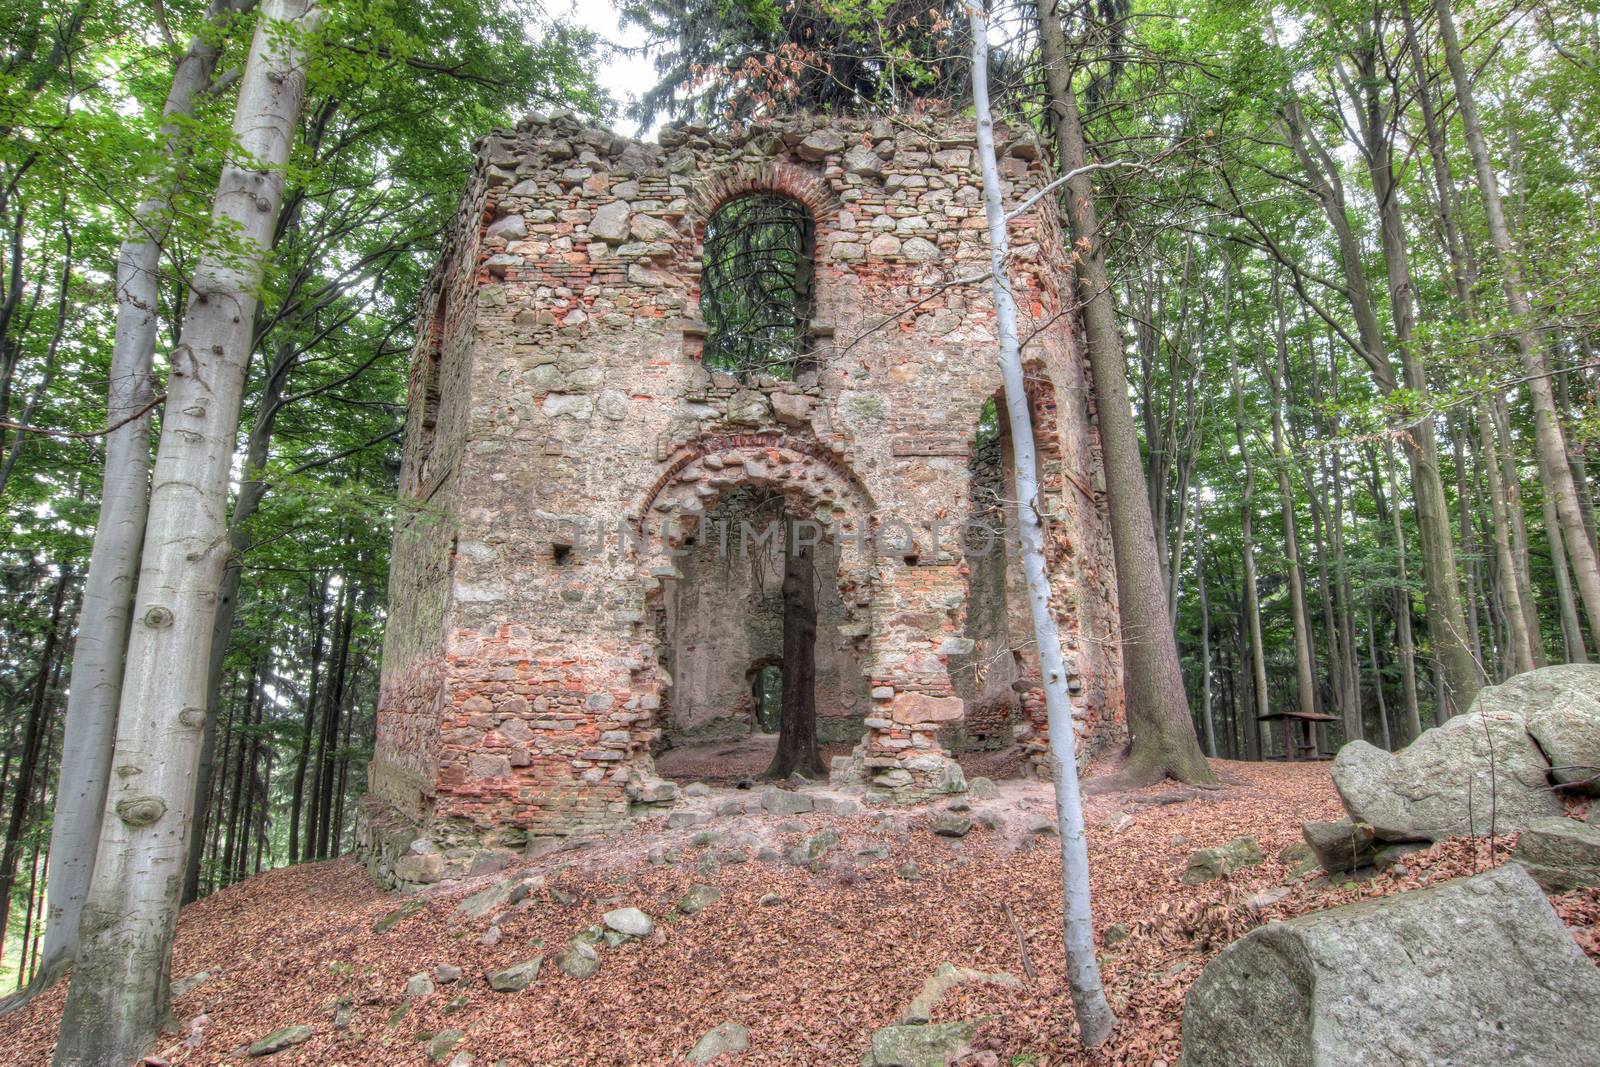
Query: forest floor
xmin=7 ymin=757 xmax=1598 ymax=1066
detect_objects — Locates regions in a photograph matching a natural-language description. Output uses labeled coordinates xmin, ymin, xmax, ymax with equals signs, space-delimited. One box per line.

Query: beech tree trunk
xmin=53 ymin=4 xmax=320 ymax=1062
xmin=1036 ymin=0 xmax=1215 ymax=786
xmin=1435 ymin=0 xmax=1600 ymax=651
xmin=973 ymin=16 xmax=1117 ymax=1043
xmin=36 ymin=0 xmax=252 ymax=988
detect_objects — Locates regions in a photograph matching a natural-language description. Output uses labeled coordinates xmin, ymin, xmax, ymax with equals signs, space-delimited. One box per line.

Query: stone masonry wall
xmin=360 ymin=108 xmax=1125 ymax=886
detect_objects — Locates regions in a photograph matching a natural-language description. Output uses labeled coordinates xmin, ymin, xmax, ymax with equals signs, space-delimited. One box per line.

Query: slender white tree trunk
xmin=971 ymin=13 xmax=1116 ymax=1047
xmin=53 ymin=3 xmax=319 ymax=1062
xmin=34 ymin=0 xmax=252 ymax=993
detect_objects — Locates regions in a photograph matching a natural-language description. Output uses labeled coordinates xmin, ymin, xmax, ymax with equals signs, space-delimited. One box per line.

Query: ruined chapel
xmin=358 ymin=109 xmax=1126 ymax=887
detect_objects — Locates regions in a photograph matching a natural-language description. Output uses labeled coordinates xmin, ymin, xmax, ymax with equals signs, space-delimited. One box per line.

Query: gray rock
xmin=761 ymin=788 xmax=814 ymax=815
xmin=929 ymin=812 xmax=971 ymax=838
xmin=684 ymin=782 xmax=711 ymax=797
xmin=485 ymin=213 xmax=526 ymax=241
xmin=171 ymin=970 xmax=212 ymax=998
xmin=901 ymin=962 xmax=1022 ymax=1024
xmin=1470 ymin=664 xmax=1600 ymax=794
xmin=485 ymin=956 xmax=542 ymax=992
xmin=863 ymin=1021 xmax=977 ymax=1067
xmin=1302 ymin=819 xmax=1381 ymax=874
xmin=434 ymin=964 xmax=462 ymax=984
xmin=1333 ymin=710 xmax=1562 ymax=840
xmin=667 ymin=810 xmax=711 ymax=830
xmin=787 ymin=828 xmax=840 ymax=864
xmin=556 ymin=939 xmax=600 ymax=978
xmin=478 ymin=924 xmax=502 ymax=947
xmin=797 ymin=128 xmax=846 ymax=161
xmin=1178 ymin=864 xmax=1600 ymax=1067
xmin=394 ymin=852 xmax=444 ymax=884
xmin=457 ymin=877 xmax=532 ymax=920
xmin=1182 ymin=837 xmax=1263 ymax=885
xmin=687 ymin=1022 xmax=750 ymax=1064
xmin=589 ymin=200 xmax=630 ymax=242
xmin=428 ymin=1029 xmax=465 ymax=1062
xmin=897 ymin=860 xmax=922 ymax=881
xmin=1513 ymin=816 xmax=1600 ymax=891
xmin=1026 ymin=815 xmax=1058 ymax=836
xmin=372 ymin=897 xmax=424 ymax=935
xmin=247 ymin=1024 xmax=313 ymax=1056
xmin=603 ymin=907 xmax=654 ymax=937
xmin=1103 ymin=923 xmax=1131 ymax=946
xmin=404 ymin=972 xmax=435 ymax=997
xmin=676 ymin=884 xmax=722 ymax=915
xmin=968 ymin=776 xmax=998 ymax=799
xmin=843 ymin=144 xmax=885 ymax=177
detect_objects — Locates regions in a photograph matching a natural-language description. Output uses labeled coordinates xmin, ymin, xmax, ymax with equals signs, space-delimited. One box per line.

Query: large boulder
xmin=1332 ymin=710 xmax=1560 ymax=840
xmin=1178 ymin=864 xmax=1600 ymax=1067
xmin=1513 ymin=816 xmax=1600 ymax=891
xmin=1181 ymin=837 xmax=1263 ymax=885
xmin=1471 ymin=664 xmax=1600 ymax=795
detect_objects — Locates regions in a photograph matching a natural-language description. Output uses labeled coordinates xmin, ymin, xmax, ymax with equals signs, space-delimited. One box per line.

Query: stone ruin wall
xmin=359 ymin=109 xmax=1125 ymax=886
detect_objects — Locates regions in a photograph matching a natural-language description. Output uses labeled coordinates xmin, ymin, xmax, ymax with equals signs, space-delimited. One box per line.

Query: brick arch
xmin=633 ymin=437 xmax=882 ymax=770
xmin=687 ymin=160 xmax=839 ymax=230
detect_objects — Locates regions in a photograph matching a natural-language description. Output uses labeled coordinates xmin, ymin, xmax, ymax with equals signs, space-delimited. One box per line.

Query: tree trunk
xmin=0 ymin=573 xmax=68 ymax=956
xmin=973 ymin=19 xmax=1117 ymax=1042
xmin=1036 ymin=0 xmax=1214 ymax=787
xmin=1280 ymin=83 xmax=1481 ymax=716
xmin=37 ymin=0 xmax=254 ymax=987
xmin=764 ymin=525 xmax=825 ymax=779
xmin=53 ymin=4 xmax=319 ymax=1061
xmin=1383 ymin=445 xmax=1424 ymax=738
xmin=1196 ymin=519 xmax=1217 ymax=758
xmin=1435 ymin=0 xmax=1600 ymax=651
xmin=289 ymin=575 xmax=328 ymax=865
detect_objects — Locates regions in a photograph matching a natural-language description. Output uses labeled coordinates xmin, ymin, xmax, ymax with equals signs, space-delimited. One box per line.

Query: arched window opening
xmin=701 ymin=194 xmax=815 ymax=380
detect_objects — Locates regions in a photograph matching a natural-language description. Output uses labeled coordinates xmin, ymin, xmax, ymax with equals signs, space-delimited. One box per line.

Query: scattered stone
xmin=458 ymin=876 xmax=535 ymax=920
xmin=897 ymin=860 xmax=922 ymax=881
xmin=684 ymin=782 xmax=711 ymax=798
xmin=428 ymin=1029 xmax=465 ymax=1062
xmin=1302 ymin=819 xmax=1381 ymax=874
xmin=485 ymin=956 xmax=542 ymax=992
xmin=404 ymin=972 xmax=435 ymax=997
xmin=1179 ymin=864 xmax=1600 ymax=1067
xmin=945 ymin=797 xmax=971 ymax=813
xmin=247 ymin=1025 xmax=313 ymax=1057
xmin=667 ymin=810 xmax=710 ymax=830
xmin=968 ymin=777 xmax=998 ymax=799
xmin=1181 ymin=837 xmax=1263 ymax=885
xmin=676 ymin=884 xmax=722 ymax=915
xmin=691 ymin=830 xmax=723 ymax=848
xmin=1243 ymin=885 xmax=1291 ymax=910
xmin=478 ymin=924 xmax=502 ymax=947
xmin=1373 ymin=842 xmax=1426 ymax=870
xmin=1276 ymin=840 xmax=1311 ymax=865
xmin=1103 ymin=923 xmax=1131 ymax=946
xmin=862 ymin=1021 xmax=978 ymax=1067
xmin=434 ymin=964 xmax=462 ymax=984
xmin=331 ymin=1001 xmax=354 ymax=1029
xmin=1170 ymin=833 xmax=1188 ymax=847
xmin=687 ymin=1022 xmax=751 ymax=1064
xmin=171 ymin=970 xmax=212 ymax=998
xmin=1102 ymin=811 xmax=1135 ymax=834
xmin=1513 ymin=816 xmax=1600 ymax=891
xmin=815 ymin=796 xmax=859 ymax=816
xmin=1332 ymin=710 xmax=1561 ymax=840
xmin=929 ymin=812 xmax=972 ymax=838
xmin=787 ymin=828 xmax=840 ymax=865
xmin=556 ymin=939 xmax=601 ymax=979
xmin=1026 ymin=816 xmax=1058 ymax=836
xmin=901 ymin=962 xmax=1022 ymax=1024
xmin=372 ymin=898 xmax=424 ymax=934
xmin=602 ymin=906 xmax=652 ymax=937
xmin=758 ymin=892 xmax=783 ymax=906
xmin=761 ymin=788 xmax=815 ymax=816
